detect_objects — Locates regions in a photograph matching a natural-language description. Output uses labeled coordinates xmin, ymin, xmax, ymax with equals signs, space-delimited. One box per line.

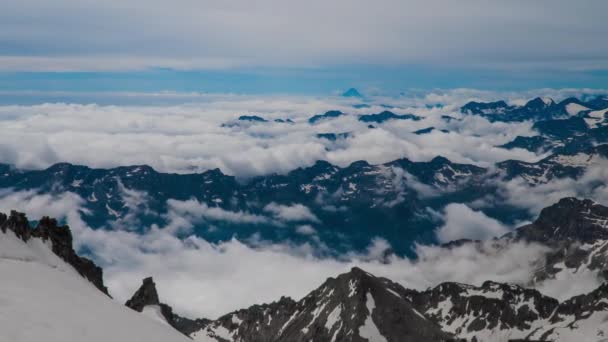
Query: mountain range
xmin=2 ymin=196 xmax=608 ymax=341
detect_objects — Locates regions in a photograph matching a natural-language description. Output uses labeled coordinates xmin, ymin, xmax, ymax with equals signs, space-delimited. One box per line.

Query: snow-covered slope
xmin=0 ymin=225 xmax=189 ymax=342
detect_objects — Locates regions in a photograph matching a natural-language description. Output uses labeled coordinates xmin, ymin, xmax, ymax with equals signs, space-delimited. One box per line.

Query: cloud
xmin=435 ymin=203 xmax=511 ymax=243
xmin=0 ymin=188 xmax=563 ymax=320
xmin=1 ymin=1 xmax=607 ymax=71
xmin=263 ymin=202 xmax=319 ymax=223
xmin=166 ymin=198 xmax=272 ymax=231
xmin=295 ymin=225 xmax=317 ymax=236
xmin=0 ymin=92 xmax=548 ymax=178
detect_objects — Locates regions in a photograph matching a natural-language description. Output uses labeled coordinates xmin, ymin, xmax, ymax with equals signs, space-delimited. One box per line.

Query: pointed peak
xmin=0 ymin=210 xmax=31 ymax=241
xmin=126 ymin=277 xmax=160 ymax=312
xmin=342 ymin=88 xmax=363 ymax=98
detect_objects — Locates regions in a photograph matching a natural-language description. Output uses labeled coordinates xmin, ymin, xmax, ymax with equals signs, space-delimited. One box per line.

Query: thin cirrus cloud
xmin=0 ymin=0 xmax=607 ymax=72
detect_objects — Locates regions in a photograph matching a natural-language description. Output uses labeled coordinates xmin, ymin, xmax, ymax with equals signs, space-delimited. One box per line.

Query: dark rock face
xmin=496 ymin=144 xmax=608 ymax=185
xmin=0 ymin=211 xmax=31 ymax=241
xmin=238 ymin=115 xmax=268 ymax=122
xmin=461 ymin=100 xmax=512 ymax=117
xmin=407 ymin=281 xmax=559 ymax=337
xmin=33 ymin=216 xmax=108 ymax=295
xmin=308 ymin=110 xmax=345 ymax=124
xmin=358 ymin=110 xmax=421 ymax=123
xmin=316 ymin=132 xmax=351 ymax=141
xmin=532 ymin=117 xmax=588 ymax=139
xmin=498 ymin=135 xmax=553 ymax=152
xmin=460 ymin=97 xmax=560 ymax=122
xmin=513 ymin=197 xmax=608 ymax=244
xmin=0 ymin=210 xmax=108 ymax=295
xmin=126 ymin=277 xmax=161 ymax=311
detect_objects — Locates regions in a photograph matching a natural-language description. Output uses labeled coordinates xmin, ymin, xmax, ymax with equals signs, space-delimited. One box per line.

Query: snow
xmin=278 ymin=309 xmax=300 ymax=336
xmin=386 ymin=288 xmax=402 ymax=299
xmin=464 ymin=288 xmax=504 ymax=300
xmin=358 ymin=292 xmax=387 ymax=342
xmin=541 ymin=97 xmax=554 ymax=105
xmin=565 ymin=103 xmax=589 ymax=116
xmin=192 ymin=324 xmax=235 ymax=342
xmin=584 ymin=108 xmax=608 ymax=128
xmin=106 ymin=203 xmax=120 ymax=217
xmin=550 ymin=153 xmax=598 ymax=167
xmin=529 ymin=311 xmax=608 ymax=341
xmin=0 ymin=230 xmax=189 ymax=342
xmin=348 ymin=280 xmax=358 ymax=297
xmin=142 ymin=305 xmax=171 ymax=326
xmin=70 ymin=179 xmax=83 ymax=187
xmin=325 ymin=304 xmax=342 ymax=332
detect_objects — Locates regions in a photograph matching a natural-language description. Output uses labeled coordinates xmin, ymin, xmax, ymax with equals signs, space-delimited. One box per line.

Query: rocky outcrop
xmin=126 ymin=277 xmax=210 ymax=337
xmin=0 ymin=210 xmax=108 ymax=295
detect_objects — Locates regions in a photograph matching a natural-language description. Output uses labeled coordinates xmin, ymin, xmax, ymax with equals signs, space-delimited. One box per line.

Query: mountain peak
xmin=342 ymin=88 xmax=362 ymax=98
xmin=514 ymin=197 xmax=608 ymax=244
xmin=126 ymin=277 xmax=161 ymax=311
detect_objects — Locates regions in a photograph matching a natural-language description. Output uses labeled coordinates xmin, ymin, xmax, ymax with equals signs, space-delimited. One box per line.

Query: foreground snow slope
xmin=0 ymin=229 xmax=189 ymax=342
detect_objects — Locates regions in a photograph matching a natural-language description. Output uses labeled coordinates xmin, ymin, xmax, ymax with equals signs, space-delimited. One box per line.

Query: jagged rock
xmin=0 ymin=211 xmax=31 ymax=241
xmin=126 ymin=277 xmax=161 ymax=311
xmin=126 ymin=277 xmax=210 ymax=337
xmin=0 ymin=210 xmax=108 ymax=295
xmin=512 ymin=197 xmax=608 ymax=244
xmin=407 ymin=281 xmax=559 ymax=339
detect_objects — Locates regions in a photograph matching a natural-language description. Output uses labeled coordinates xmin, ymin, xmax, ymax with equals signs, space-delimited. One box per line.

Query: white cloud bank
xmin=436 ymin=203 xmax=511 ymax=243
xmin=0 ymin=91 xmax=548 ymax=178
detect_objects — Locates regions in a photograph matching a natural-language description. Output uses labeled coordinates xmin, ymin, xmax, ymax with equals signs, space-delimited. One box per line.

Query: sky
xmin=1 ymin=0 xmax=608 ymax=96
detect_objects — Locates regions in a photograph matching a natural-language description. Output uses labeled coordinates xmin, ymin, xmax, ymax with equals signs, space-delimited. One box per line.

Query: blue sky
xmin=1 ymin=0 xmax=608 ymax=98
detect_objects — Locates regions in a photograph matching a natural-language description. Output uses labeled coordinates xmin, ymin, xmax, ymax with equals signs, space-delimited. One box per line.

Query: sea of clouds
xmin=1 ymin=88 xmax=602 ymax=177
xmin=0 ymin=88 xmax=607 ymax=319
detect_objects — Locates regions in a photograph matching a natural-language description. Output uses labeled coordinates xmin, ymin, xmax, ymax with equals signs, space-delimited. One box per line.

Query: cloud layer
xmin=0 ymin=90 xmax=559 ymax=178
xmin=0 ymin=188 xmax=601 ymax=319
xmin=1 ymin=0 xmax=608 ymax=71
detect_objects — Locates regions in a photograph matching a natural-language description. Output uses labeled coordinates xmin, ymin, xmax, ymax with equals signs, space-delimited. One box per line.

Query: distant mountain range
xmin=3 ymin=196 xmax=608 ymax=341
xmin=1 ymin=140 xmax=607 ymax=255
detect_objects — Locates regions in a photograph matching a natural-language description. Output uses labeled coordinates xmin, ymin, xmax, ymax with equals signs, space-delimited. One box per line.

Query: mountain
xmin=0 ymin=211 xmax=189 ymax=342
xmin=462 ymin=96 xmax=608 ymax=123
xmin=170 ymin=197 xmax=608 ymax=341
xmin=342 ymin=88 xmax=363 ymax=98
xmin=126 ymin=277 xmax=210 ymax=336
xmin=0 ymin=156 xmax=490 ymax=256
xmin=506 ymin=197 xmax=608 ymax=285
xmin=497 ymin=135 xmax=554 ymax=152
xmin=316 ymin=132 xmax=351 ymax=141
xmin=3 ymin=197 xmax=608 ymax=341
xmin=358 ymin=111 xmax=421 ymax=123
xmin=497 ymin=144 xmax=608 ymax=185
xmin=0 ymin=210 xmax=108 ymax=294
xmin=183 ymin=267 xmax=454 ymax=342
xmin=308 ymin=110 xmax=346 ymax=124
xmin=238 ymin=115 xmax=268 ymax=122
